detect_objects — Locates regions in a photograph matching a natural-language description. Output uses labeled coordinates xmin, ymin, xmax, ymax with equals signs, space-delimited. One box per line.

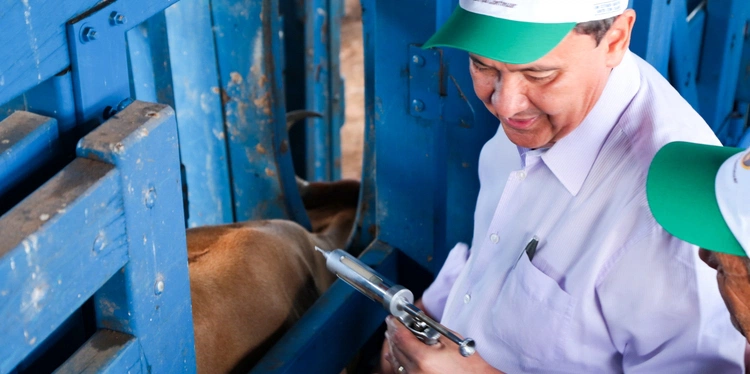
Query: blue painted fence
xmin=0 ymin=0 xmax=748 ymax=372
xmin=0 ymin=0 xmax=342 ymax=371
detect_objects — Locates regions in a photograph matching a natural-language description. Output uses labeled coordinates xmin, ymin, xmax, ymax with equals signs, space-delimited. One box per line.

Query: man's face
xmin=700 ymin=248 xmax=750 ymax=340
xmin=469 ymin=29 xmax=618 ymax=149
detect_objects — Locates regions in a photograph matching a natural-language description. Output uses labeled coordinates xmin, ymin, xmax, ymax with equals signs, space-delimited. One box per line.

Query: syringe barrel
xmin=319 ymin=248 xmax=414 ymax=315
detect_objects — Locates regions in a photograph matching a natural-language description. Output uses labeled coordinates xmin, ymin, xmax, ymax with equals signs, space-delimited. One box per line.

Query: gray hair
xmin=574 ymin=16 xmax=617 ymax=45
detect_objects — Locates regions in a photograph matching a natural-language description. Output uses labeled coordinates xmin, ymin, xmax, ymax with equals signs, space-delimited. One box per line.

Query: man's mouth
xmin=503 ymin=116 xmax=539 ymax=130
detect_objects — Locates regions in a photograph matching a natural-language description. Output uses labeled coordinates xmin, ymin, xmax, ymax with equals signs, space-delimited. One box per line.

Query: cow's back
xmin=188 ymin=217 xmax=352 ymax=373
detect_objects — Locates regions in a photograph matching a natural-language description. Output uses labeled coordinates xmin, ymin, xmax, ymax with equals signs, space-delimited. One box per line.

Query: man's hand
xmin=381 ymin=315 xmax=503 ymax=374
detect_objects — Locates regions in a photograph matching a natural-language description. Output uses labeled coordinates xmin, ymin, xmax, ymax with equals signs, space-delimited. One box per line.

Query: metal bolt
xmin=412 ymin=99 xmax=425 ymax=113
xmin=110 ymin=12 xmax=127 ymax=25
xmin=412 ymin=55 xmax=425 ymax=67
xmin=154 ymin=279 xmax=165 ymax=295
xmin=145 ymin=187 xmax=157 ymax=209
xmin=81 ymin=27 xmax=97 ymax=42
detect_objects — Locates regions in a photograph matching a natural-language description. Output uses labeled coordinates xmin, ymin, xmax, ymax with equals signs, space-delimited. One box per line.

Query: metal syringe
xmin=315 ymin=246 xmax=476 ymax=357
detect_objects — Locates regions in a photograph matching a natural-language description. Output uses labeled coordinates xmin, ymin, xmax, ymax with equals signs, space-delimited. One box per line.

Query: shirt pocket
xmin=491 ymin=252 xmax=575 ymax=369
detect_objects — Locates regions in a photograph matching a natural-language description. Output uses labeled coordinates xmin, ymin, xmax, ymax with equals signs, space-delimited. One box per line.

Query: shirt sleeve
xmin=596 ymin=226 xmax=745 ymax=373
xmin=421 ymin=242 xmax=470 ymax=321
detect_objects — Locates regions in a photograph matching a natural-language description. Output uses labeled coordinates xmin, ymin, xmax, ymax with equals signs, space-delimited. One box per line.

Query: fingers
xmin=385 ymin=316 xmax=444 ymax=372
xmin=379 ymin=333 xmax=395 ymax=374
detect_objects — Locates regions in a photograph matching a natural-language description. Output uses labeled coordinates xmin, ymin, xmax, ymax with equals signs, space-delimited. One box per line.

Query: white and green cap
xmin=647 ymin=142 xmax=749 ymax=257
xmin=424 ymin=0 xmax=628 ymax=64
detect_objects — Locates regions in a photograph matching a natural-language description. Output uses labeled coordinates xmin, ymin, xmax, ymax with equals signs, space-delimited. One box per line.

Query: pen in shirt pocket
xmin=513 ymin=235 xmax=540 ymax=269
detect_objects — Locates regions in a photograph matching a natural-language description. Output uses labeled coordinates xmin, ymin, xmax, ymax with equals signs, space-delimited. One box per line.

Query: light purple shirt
xmin=422 ymin=51 xmax=746 ymax=373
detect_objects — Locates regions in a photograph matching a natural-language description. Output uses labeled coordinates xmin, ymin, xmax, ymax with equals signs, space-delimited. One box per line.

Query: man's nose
xmin=491 ymin=76 xmax=529 ymax=119
xmin=699 ymin=248 xmax=719 ymax=270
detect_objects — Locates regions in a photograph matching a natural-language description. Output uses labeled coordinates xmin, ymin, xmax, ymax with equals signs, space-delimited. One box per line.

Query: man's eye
xmin=527 ymin=74 xmax=553 ymax=82
xmin=472 ymin=62 xmax=490 ymax=71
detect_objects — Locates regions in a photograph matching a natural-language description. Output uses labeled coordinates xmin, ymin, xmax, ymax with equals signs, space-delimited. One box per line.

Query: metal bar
xmin=210 ymin=0 xmax=310 ymax=228
xmin=330 ymin=0 xmax=345 ymax=181
xmin=0 ymin=159 xmax=128 ymax=373
xmin=347 ymin=0 xmax=378 ymax=252
xmin=306 ymin=0 xmax=333 ymax=181
xmin=165 ymin=0 xmax=234 ymax=227
xmin=66 ymin=1 xmax=131 ymax=132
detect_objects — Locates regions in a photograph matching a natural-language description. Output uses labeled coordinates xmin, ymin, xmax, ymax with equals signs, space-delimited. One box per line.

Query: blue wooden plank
xmin=0 ymin=159 xmax=128 ymax=373
xmin=210 ymin=0 xmax=310 ymax=228
xmin=725 ymin=101 xmax=749 ymax=147
xmin=164 ymin=0 xmax=234 ymax=227
xmin=0 ymin=0 xmax=98 ymax=106
xmin=669 ymin=0 xmax=701 ymax=109
xmin=0 ymin=94 xmax=27 ymax=122
xmin=0 ymin=0 xmax=179 ymax=107
xmin=127 ymin=12 xmax=175 ymax=108
xmin=127 ymin=24 xmax=160 ymax=104
xmin=56 ymin=330 xmax=143 ymax=373
xmin=736 ymin=17 xmax=750 ymax=103
xmin=696 ymin=0 xmax=749 ymax=134
xmin=0 ymin=111 xmax=59 ymax=197
xmin=631 ymin=0 xmax=673 ymax=76
xmin=25 ymin=70 xmax=78 ymax=146
xmin=686 ymin=2 xmax=706 ymax=70
xmin=251 ymin=241 xmax=395 ymax=374
xmin=76 ymin=101 xmax=196 ymax=372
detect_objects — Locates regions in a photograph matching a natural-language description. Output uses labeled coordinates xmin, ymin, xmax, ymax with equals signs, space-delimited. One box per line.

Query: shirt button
xmin=464 ymin=294 xmax=471 ymax=304
xmin=517 ymin=171 xmax=527 ymax=180
xmin=490 ymin=233 xmax=499 ymax=243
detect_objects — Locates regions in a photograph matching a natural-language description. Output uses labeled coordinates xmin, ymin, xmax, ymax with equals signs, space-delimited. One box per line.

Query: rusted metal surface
xmin=210 ymin=0 xmax=311 ymax=229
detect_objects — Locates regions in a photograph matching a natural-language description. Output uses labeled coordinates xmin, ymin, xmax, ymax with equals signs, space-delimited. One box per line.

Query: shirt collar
xmin=540 ymin=51 xmax=641 ymax=196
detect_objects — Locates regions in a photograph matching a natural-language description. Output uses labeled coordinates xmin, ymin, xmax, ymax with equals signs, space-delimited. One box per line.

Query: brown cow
xmin=187 ymin=178 xmax=360 ymax=373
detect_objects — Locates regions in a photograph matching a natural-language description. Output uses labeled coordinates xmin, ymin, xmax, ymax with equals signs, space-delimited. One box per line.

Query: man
xmin=380 ymin=0 xmax=746 ymax=373
xmin=647 ymin=142 xmax=750 ymax=339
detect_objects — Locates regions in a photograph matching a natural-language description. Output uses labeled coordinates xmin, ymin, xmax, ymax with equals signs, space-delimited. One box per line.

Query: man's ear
xmin=604 ymin=9 xmax=636 ymax=68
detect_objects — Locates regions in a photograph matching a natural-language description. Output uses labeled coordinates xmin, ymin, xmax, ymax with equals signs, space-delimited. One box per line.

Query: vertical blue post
xmin=77 ymin=101 xmax=196 ymax=372
xmin=165 ymin=0 xmax=234 ymax=227
xmin=696 ymin=0 xmax=749 ymax=136
xmin=210 ymin=0 xmax=310 ymax=227
xmin=305 ymin=0 xmax=345 ymax=181
xmin=669 ymin=0 xmax=700 ymax=109
xmin=630 ymin=0 xmax=673 ymax=76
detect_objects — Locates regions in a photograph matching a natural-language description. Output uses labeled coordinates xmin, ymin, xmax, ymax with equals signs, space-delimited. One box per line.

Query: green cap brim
xmin=647 ymin=142 xmax=745 ymax=256
xmin=423 ymin=6 xmax=576 ymax=65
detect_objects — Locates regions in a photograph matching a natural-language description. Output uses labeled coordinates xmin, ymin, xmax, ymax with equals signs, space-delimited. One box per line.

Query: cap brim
xmin=423 ymin=6 xmax=576 ymax=65
xmin=647 ymin=142 xmax=745 ymax=256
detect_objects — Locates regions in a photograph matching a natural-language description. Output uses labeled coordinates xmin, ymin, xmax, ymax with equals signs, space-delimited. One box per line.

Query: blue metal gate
xmin=0 ymin=0 xmax=748 ymax=372
xmin=252 ymin=0 xmax=750 ymax=373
